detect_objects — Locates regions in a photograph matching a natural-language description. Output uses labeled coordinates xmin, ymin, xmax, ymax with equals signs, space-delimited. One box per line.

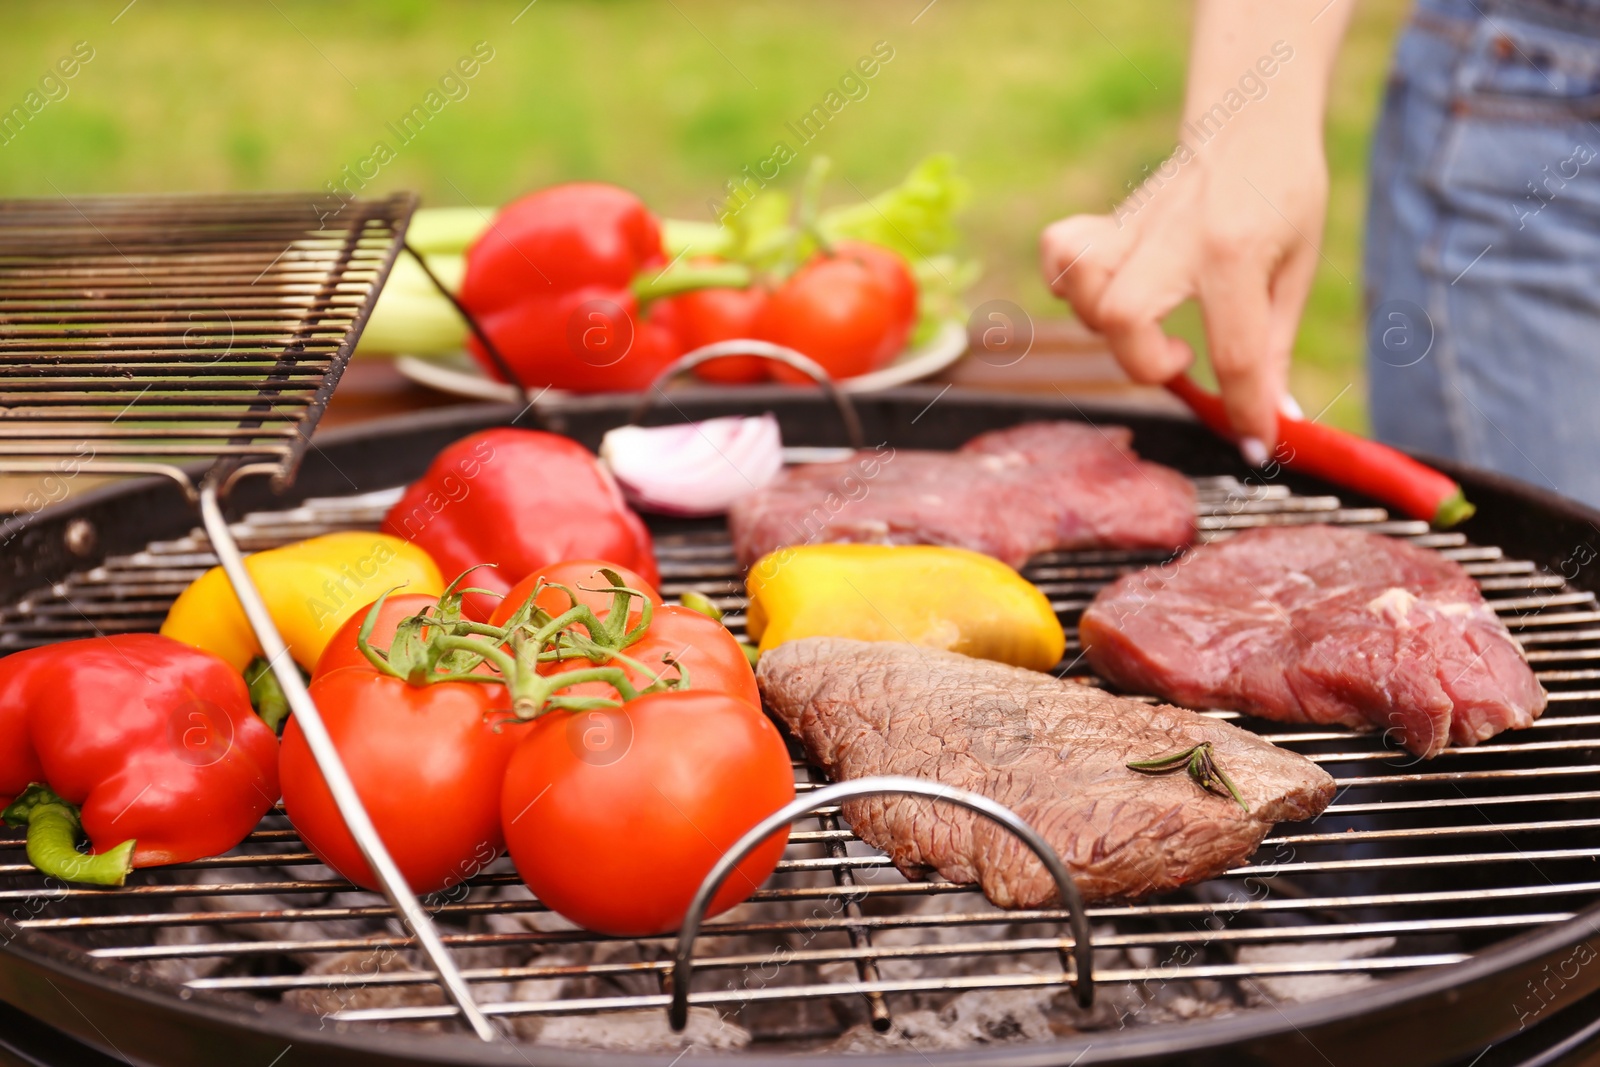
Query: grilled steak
xmin=1080 ymin=525 xmax=1547 ymax=757
xmin=728 ymin=421 xmax=1195 ymax=567
xmin=757 ymin=638 xmax=1334 ymax=907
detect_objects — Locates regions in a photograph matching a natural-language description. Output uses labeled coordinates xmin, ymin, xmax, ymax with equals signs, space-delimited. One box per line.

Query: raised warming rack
xmin=0 ymin=191 xmax=514 ymax=1042
xmin=0 ymin=192 xmax=417 ymax=492
xmin=2 ymin=475 xmax=1598 ymax=1043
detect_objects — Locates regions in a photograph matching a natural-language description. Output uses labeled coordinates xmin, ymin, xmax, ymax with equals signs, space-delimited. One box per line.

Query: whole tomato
xmin=670 ymin=284 xmax=770 ymax=384
xmin=760 ymin=243 xmax=916 ymax=383
xmin=837 ymin=240 xmax=917 ymax=365
xmin=488 ymin=560 xmax=662 ymax=637
xmin=281 ymin=669 xmax=524 ymax=894
xmin=500 ymin=690 xmax=794 ymax=936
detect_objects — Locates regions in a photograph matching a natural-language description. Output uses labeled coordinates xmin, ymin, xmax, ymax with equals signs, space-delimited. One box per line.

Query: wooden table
xmin=317 ymin=318 xmax=1180 ymax=430
xmin=1 ymin=319 xmax=1175 ymax=513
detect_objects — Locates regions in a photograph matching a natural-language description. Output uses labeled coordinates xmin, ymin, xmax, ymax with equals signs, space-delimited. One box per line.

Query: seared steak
xmin=1080 ymin=525 xmax=1547 ymax=757
xmin=757 ymin=638 xmax=1334 ymax=907
xmin=728 ymin=422 xmax=1195 ymax=567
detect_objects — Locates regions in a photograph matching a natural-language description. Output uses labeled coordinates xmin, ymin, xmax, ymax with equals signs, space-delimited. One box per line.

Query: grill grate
xmin=0 ymin=192 xmax=415 ymax=491
xmin=3 ymin=475 xmax=1599 ymax=1044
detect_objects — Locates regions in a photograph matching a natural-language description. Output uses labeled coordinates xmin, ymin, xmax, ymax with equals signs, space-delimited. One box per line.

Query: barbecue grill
xmin=4 ymin=198 xmax=1600 ymax=1067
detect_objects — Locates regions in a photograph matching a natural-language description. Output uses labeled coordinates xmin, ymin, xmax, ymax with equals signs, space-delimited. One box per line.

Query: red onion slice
xmin=599 ymin=414 xmax=784 ymax=517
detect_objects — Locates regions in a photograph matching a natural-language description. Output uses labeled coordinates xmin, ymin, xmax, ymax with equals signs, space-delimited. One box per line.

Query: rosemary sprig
xmin=1127 ymin=741 xmax=1249 ymax=812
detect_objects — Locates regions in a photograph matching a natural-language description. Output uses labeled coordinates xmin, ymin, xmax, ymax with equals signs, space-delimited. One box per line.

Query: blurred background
xmin=0 ymin=0 xmax=1409 ymax=431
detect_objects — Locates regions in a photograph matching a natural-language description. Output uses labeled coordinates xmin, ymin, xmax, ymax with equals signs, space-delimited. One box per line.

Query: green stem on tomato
xmin=606 ymin=648 xmax=691 ymax=694
xmin=502 ymin=573 xmax=654 ymax=658
xmin=505 ymin=628 xmax=638 ymax=719
xmin=1 ymin=783 xmax=135 ymax=887
xmin=349 ymin=577 xmax=690 ymax=721
xmin=587 ymin=569 xmax=655 ymax=648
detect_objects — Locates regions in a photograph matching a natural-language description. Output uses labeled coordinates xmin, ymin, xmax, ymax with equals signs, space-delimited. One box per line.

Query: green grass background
xmin=0 ymin=0 xmax=1409 ymax=431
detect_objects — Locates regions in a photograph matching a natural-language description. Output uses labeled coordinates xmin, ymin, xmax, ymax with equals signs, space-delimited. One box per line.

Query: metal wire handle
xmin=667 ymin=775 xmax=1095 ymax=1031
xmin=630 ymin=341 xmax=866 ymax=450
xmin=0 ymin=194 xmax=501 ymax=1039
xmin=403 ymin=242 xmax=530 ymax=396
xmin=197 ymin=474 xmax=499 ymax=1042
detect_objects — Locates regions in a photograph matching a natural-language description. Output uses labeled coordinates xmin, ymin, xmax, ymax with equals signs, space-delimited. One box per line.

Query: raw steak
xmin=757 ymin=638 xmax=1334 ymax=907
xmin=728 ymin=422 xmax=1195 ymax=567
xmin=1079 ymin=525 xmax=1547 ymax=757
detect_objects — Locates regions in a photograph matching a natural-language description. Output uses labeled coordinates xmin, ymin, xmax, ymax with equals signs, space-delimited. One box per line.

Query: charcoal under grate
xmin=2 ymin=473 xmax=1597 ymax=1046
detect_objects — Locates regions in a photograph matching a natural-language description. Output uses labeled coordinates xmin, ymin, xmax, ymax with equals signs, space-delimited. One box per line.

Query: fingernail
xmin=1279 ymin=394 xmax=1305 ymax=420
xmin=1240 ymin=437 xmax=1270 ymax=468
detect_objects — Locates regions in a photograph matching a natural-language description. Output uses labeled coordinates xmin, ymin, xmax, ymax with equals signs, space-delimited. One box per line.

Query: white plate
xmin=393 ymin=319 xmax=969 ymax=403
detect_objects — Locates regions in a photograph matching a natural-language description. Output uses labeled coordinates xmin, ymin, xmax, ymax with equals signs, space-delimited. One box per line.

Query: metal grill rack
xmin=3 ymin=475 xmax=1596 ymax=1043
xmin=0 ymin=192 xmax=515 ymax=1041
xmin=0 ymin=192 xmax=416 ymax=491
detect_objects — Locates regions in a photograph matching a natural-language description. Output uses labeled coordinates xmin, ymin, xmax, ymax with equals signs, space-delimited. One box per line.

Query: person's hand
xmin=1040 ymin=134 xmax=1326 ymax=460
xmin=1039 ymin=0 xmax=1351 ymax=460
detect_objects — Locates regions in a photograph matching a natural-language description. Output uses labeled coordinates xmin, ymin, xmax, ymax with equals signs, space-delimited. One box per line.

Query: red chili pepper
xmin=759 ymin=241 xmax=918 ymax=383
xmin=382 ymin=428 xmax=660 ymax=621
xmin=0 ymin=634 xmax=280 ymax=886
xmin=1165 ymin=374 xmax=1475 ymax=528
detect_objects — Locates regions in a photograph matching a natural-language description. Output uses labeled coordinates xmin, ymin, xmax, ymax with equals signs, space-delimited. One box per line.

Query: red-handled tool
xmin=1165 ymin=374 xmax=1475 ymax=528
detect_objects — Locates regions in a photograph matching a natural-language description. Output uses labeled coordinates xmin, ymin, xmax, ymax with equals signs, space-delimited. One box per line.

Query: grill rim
xmin=5 ymin=386 xmax=1600 ymax=1066
xmin=2 ymin=903 xmax=1599 ymax=1067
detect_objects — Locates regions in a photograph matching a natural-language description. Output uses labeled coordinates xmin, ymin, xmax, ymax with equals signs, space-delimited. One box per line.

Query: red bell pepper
xmin=458 ymin=183 xmax=745 ymax=393
xmin=1166 ymin=374 xmax=1475 ymax=528
xmin=382 ymin=428 xmax=660 ymax=621
xmin=0 ymin=634 xmax=280 ymax=886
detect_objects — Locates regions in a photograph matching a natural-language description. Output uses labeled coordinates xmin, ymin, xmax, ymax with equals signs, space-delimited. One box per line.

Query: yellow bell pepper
xmin=160 ymin=532 xmax=444 ymax=673
xmin=744 ymin=544 xmax=1065 ymax=671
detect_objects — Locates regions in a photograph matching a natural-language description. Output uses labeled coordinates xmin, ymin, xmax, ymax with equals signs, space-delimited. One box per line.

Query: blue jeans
xmin=1365 ymin=0 xmax=1600 ymax=507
